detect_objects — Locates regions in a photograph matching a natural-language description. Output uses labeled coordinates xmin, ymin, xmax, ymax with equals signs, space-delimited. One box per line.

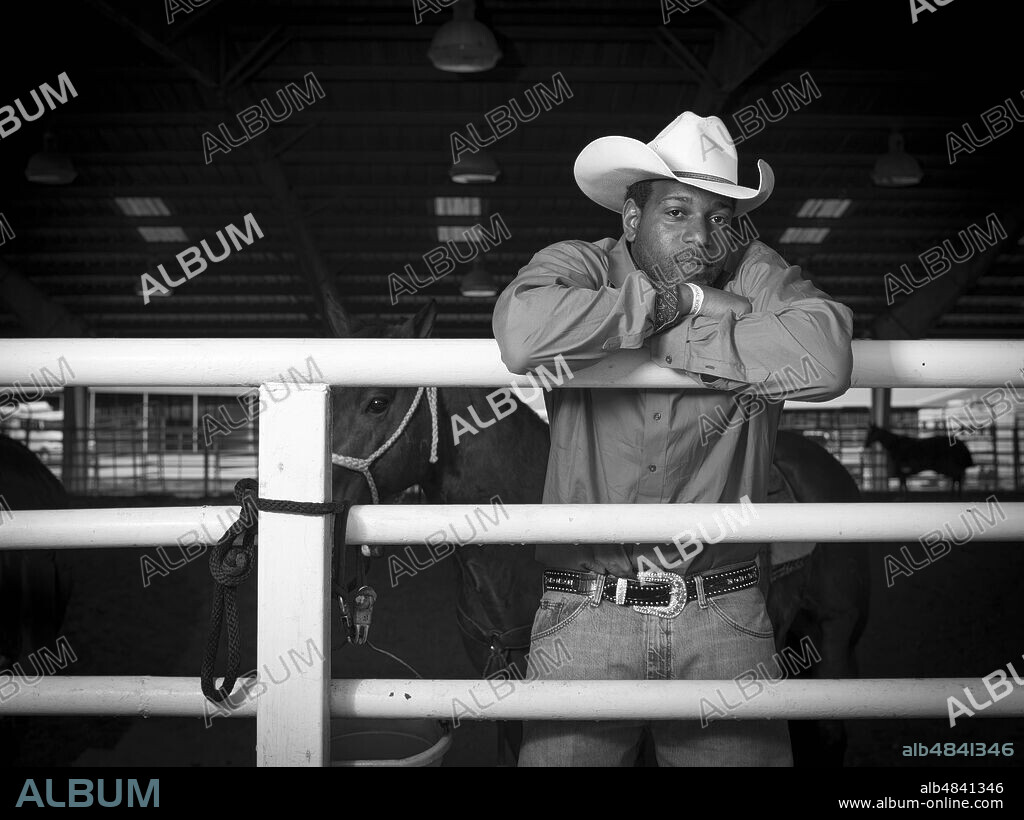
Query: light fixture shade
xmin=133 ymin=278 xmax=174 ymax=298
xmin=25 ymin=139 xmax=78 ymax=185
xmin=428 ymin=1 xmax=501 ymax=73
xmin=449 ymin=149 xmax=501 ymax=183
xmin=460 ymin=260 xmax=497 ymax=297
xmin=871 ymin=132 xmax=923 ymax=187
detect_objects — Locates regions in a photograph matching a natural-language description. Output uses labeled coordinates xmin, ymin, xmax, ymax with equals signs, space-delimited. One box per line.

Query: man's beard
xmin=629 ymin=238 xmax=720 ymax=287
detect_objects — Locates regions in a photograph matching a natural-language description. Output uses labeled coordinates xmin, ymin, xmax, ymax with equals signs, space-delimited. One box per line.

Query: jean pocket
xmin=532 ymin=594 xmax=588 ymax=641
xmin=706 ymin=585 xmax=776 ymax=640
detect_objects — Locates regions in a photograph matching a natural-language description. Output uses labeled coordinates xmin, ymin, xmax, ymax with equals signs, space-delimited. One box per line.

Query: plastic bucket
xmin=329 ymin=718 xmax=452 ymax=767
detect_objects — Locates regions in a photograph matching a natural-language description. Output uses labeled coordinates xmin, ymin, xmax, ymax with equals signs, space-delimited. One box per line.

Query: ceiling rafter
xmin=691 ymin=0 xmax=835 ymax=114
xmin=872 ymin=206 xmax=1024 ymax=340
xmin=0 ymin=0 xmax=1015 ymax=341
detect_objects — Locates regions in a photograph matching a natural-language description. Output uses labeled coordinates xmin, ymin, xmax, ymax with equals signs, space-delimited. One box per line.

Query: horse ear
xmin=407 ymin=300 xmax=438 ymax=339
xmin=322 ymin=280 xmax=355 ymax=338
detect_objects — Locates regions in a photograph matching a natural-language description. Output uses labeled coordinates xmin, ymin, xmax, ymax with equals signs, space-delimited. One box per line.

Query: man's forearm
xmin=494 ymin=269 xmax=660 ymax=374
xmin=649 ymin=247 xmax=854 ymax=401
xmin=652 ymin=305 xmax=853 ymax=400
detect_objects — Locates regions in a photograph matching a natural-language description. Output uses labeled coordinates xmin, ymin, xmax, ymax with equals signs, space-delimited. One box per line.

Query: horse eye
xmin=366 ymin=397 xmax=389 ymax=415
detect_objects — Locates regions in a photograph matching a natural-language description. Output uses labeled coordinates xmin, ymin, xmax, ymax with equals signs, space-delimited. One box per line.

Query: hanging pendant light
xmin=871 ymin=131 xmax=923 ymax=187
xmin=25 ymin=132 xmax=78 ymax=185
xmin=460 ymin=258 xmax=497 ymax=297
xmin=449 ymin=148 xmax=501 ymax=183
xmin=428 ymin=0 xmax=502 ymax=73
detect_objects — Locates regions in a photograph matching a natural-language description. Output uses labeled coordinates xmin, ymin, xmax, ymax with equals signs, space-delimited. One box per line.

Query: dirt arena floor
xmin=11 ymin=490 xmax=1024 ymax=768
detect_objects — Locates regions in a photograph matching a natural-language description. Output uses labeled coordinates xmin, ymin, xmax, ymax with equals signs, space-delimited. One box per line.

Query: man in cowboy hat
xmin=493 ymin=112 xmax=853 ymax=766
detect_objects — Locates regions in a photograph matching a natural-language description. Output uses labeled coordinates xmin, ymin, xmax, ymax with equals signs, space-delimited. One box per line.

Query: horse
xmin=864 ymin=424 xmax=974 ymax=496
xmin=0 ymin=434 xmax=72 ymax=764
xmin=766 ymin=430 xmax=870 ymax=767
xmin=324 ymin=296 xmax=546 ymax=763
xmin=324 ymin=293 xmax=867 ymax=765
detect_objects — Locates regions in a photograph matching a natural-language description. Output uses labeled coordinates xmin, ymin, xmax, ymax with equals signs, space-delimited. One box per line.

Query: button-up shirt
xmin=492 ymin=234 xmax=854 ymax=577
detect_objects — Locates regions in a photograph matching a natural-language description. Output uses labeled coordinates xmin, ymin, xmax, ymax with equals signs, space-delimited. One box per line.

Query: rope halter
xmin=332 ymin=386 xmax=439 ymax=504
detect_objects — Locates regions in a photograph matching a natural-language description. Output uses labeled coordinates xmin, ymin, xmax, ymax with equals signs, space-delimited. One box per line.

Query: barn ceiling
xmin=1 ymin=0 xmax=1022 ymax=341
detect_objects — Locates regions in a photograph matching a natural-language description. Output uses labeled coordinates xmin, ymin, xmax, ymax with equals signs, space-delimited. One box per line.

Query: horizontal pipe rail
xmin=1 ymin=339 xmax=1022 ymax=388
xmin=0 ymin=503 xmax=1020 ymax=550
xmin=1 ymin=677 xmax=1021 ymax=721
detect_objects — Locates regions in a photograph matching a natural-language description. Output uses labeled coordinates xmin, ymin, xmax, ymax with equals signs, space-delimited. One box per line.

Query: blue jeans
xmin=517 ymin=562 xmax=793 ymax=767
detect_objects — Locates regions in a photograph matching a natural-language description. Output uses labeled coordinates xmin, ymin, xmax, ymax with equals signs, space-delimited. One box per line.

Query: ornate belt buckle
xmin=632 ymin=571 xmax=687 ymax=619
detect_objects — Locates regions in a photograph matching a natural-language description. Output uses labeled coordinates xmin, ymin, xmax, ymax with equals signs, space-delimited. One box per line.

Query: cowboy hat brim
xmin=573 ymin=135 xmax=774 ymax=215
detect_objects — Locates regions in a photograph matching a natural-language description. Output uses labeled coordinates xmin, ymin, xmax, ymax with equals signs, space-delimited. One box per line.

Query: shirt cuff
xmin=649 ymin=317 xmax=771 ymax=386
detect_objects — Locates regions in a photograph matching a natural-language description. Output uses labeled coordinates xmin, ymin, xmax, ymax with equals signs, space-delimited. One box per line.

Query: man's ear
xmin=622 ymin=198 xmax=642 ymax=242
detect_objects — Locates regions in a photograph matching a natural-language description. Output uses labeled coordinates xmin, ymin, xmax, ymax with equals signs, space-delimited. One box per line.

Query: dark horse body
xmin=327 ymin=298 xmax=867 ymax=765
xmin=0 ymin=434 xmax=72 ymax=764
xmin=766 ymin=431 xmax=869 ymax=766
xmin=327 ymin=301 xmax=545 ymax=761
xmin=865 ymin=424 xmax=974 ymax=496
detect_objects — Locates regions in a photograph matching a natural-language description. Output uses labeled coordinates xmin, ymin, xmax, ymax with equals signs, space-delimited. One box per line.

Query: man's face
xmin=622 ymin=179 xmax=736 ymax=287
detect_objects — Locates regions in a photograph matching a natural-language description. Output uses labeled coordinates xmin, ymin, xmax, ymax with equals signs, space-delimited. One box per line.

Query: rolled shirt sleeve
xmin=493 ymin=240 xmax=660 ymax=374
xmin=650 ymin=242 xmax=854 ymax=401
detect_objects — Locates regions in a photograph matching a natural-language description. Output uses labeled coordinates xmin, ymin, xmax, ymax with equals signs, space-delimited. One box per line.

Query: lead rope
xmin=202 ymin=383 xmax=441 ymax=705
xmin=201 ymin=478 xmax=349 ymax=703
xmin=330 ymin=388 xmax=440 ymax=681
xmin=331 ymin=387 xmax=439 ymax=504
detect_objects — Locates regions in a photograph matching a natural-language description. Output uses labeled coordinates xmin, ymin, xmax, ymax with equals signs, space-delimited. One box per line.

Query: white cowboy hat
xmin=573 ymin=112 xmax=774 ymax=215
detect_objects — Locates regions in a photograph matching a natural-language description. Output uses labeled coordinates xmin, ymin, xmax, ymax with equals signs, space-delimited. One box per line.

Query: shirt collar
xmin=608 ymin=234 xmax=636 ymax=289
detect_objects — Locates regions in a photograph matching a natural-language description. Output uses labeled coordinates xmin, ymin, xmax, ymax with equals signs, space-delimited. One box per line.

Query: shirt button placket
xmin=639 ymin=395 xmax=670 ymax=502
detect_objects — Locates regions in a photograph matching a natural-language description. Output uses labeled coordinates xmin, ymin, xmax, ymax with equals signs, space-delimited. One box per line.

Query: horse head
xmin=323 ymin=286 xmax=442 ymax=505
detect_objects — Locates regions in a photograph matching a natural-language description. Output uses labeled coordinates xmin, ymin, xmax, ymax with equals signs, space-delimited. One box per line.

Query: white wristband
xmin=685 ymin=282 xmax=704 ymax=316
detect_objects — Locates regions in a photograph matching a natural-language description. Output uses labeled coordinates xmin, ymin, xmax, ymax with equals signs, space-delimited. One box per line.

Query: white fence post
xmin=256 ymin=382 xmax=332 ymax=766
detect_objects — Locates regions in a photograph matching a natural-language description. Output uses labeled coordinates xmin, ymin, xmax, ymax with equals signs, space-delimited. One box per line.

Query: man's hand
xmin=690 ymin=285 xmax=752 ymax=319
xmin=648 ymin=278 xmax=752 ymax=335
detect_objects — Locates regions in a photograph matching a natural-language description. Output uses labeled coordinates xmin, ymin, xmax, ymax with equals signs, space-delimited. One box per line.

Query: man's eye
xmin=666 ymin=209 xmax=684 ymax=218
xmin=710 ymin=215 xmax=729 ymax=225
xmin=366 ymin=397 xmax=389 ymax=414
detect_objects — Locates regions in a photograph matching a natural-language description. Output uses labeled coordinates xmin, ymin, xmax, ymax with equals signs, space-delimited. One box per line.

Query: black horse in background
xmin=864 ymin=424 xmax=974 ymax=496
xmin=0 ymin=435 xmax=72 ymax=764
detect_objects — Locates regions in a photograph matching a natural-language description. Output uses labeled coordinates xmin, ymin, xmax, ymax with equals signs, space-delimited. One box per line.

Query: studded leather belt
xmin=542 ymin=562 xmax=759 ymax=619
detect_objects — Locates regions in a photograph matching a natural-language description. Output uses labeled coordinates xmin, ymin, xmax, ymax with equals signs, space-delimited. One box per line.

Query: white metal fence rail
xmin=2 ymin=338 xmax=1022 ymax=387
xmin=5 ymin=677 xmax=1023 ymax=721
xmin=2 ymin=339 xmax=1023 ymax=767
xmin=3 ymin=503 xmax=1023 ymax=548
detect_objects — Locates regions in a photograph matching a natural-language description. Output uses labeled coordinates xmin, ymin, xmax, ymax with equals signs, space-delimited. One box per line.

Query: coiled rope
xmin=203 ymin=388 xmax=440 ymax=703
xmin=200 ymin=478 xmax=349 ymax=704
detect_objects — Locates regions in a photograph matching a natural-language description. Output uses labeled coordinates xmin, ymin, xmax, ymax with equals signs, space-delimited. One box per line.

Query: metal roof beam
xmin=0 ymin=261 xmax=90 ymax=337
xmin=690 ymin=0 xmax=837 ymax=114
xmin=872 ymin=206 xmax=1024 ymax=340
xmin=83 ymin=0 xmax=221 ymax=89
